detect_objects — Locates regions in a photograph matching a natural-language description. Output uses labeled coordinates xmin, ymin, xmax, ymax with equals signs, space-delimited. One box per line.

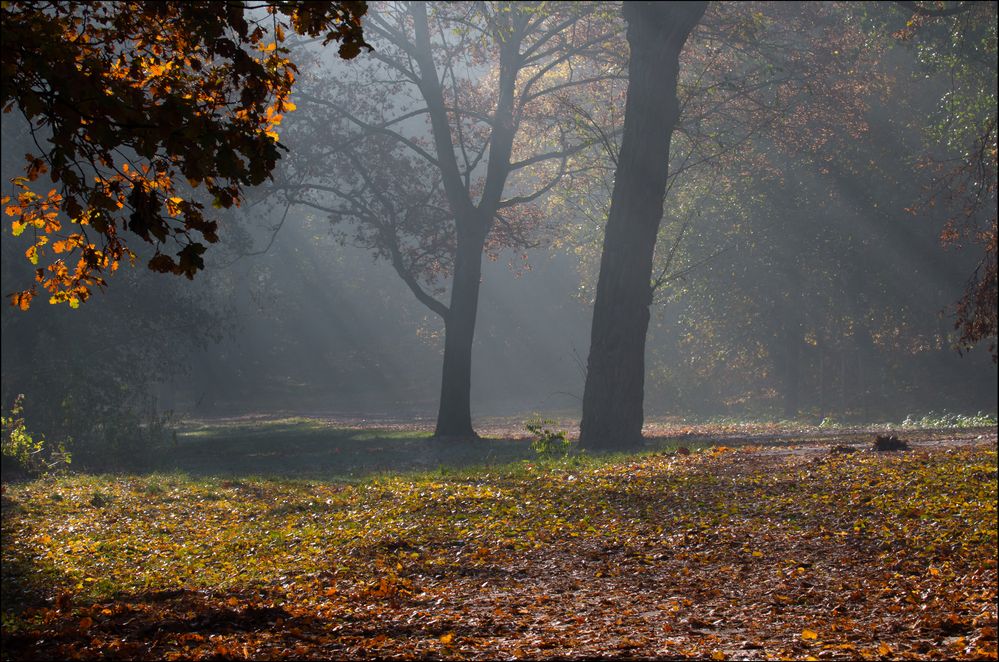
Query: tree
xmin=889 ymin=1 xmax=997 ymax=360
xmin=0 ymin=0 xmax=369 ymax=309
xmin=574 ymin=1 xmax=994 ymax=433
xmin=578 ymin=1 xmax=705 ymax=451
xmin=275 ymin=1 xmax=621 ymax=437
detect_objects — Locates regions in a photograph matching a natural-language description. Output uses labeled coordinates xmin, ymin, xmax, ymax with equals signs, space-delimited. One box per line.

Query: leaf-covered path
xmin=2 ymin=434 xmax=996 ymax=660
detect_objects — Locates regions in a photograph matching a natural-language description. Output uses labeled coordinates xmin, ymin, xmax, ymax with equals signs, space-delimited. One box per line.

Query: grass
xmin=2 ymin=417 xmax=996 ymax=659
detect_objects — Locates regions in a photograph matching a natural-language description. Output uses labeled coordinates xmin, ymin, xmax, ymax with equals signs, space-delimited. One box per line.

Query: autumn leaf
xmin=439 ymin=633 xmax=454 ymax=644
xmin=3 ymin=1 xmax=369 ymax=309
xmin=801 ymin=628 xmax=819 ymax=640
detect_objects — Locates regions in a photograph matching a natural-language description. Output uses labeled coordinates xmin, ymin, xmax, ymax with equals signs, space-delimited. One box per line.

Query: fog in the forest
xmin=1 ymin=1 xmax=995 ymax=471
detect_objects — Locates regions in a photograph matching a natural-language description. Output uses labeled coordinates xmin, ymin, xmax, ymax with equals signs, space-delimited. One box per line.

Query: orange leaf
xmin=801 ymin=628 xmax=819 ymax=640
xmin=439 ymin=633 xmax=454 ymax=644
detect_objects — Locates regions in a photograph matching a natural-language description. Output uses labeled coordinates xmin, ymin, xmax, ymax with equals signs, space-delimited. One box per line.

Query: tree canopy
xmin=0 ymin=0 xmax=369 ymax=309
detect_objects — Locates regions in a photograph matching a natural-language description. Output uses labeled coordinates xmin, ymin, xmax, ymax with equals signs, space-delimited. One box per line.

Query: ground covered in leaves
xmin=2 ymin=428 xmax=997 ymax=660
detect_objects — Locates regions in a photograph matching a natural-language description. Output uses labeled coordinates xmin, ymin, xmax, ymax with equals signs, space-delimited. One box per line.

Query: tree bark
xmin=434 ymin=220 xmax=488 ymax=438
xmin=781 ymin=324 xmax=801 ymax=420
xmin=579 ymin=1 xmax=706 ymax=451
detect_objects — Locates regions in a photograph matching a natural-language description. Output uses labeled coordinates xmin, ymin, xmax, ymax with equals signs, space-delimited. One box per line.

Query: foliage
xmin=1 ymin=199 xmax=227 ymax=472
xmin=61 ymin=391 xmax=174 ymax=471
xmin=277 ymin=1 xmax=623 ymax=436
xmin=1 ymin=395 xmax=70 ymax=478
xmin=280 ymin=1 xmax=621 ymax=313
xmin=888 ymin=2 xmax=998 ymax=359
xmin=0 ymin=0 xmax=369 ymax=309
xmin=901 ymin=411 xmax=998 ymax=429
xmin=525 ymin=416 xmax=571 ymax=460
xmin=1 ymin=434 xmax=995 ymax=659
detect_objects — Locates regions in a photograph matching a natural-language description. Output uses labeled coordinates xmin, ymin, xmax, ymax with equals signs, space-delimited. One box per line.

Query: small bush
xmin=2 ymin=395 xmax=71 ymax=478
xmin=525 ymin=416 xmax=571 ymax=460
xmin=818 ymin=416 xmax=839 ymax=429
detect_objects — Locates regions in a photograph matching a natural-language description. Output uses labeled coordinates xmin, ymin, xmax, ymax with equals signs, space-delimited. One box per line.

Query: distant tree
xmin=275 ymin=1 xmax=621 ymax=437
xmin=0 ymin=0 xmax=369 ymax=309
xmin=889 ymin=1 xmax=997 ymax=360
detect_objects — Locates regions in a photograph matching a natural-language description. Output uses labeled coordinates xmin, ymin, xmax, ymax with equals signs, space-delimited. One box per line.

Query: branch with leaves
xmin=1 ymin=0 xmax=370 ymax=309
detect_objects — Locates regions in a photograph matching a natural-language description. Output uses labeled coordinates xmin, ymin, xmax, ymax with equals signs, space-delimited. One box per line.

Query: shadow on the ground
xmin=153 ymin=419 xmax=537 ymax=479
xmin=65 ymin=415 xmax=996 ymax=481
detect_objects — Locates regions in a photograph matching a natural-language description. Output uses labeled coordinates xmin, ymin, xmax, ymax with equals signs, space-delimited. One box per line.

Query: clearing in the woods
xmin=2 ymin=420 xmax=996 ymax=660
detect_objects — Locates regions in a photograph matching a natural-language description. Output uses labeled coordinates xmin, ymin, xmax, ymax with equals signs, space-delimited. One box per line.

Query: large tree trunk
xmin=579 ymin=1 xmax=706 ymax=451
xmin=434 ymin=221 xmax=487 ymax=438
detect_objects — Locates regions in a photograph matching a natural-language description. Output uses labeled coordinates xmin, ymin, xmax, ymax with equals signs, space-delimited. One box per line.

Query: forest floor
xmin=1 ymin=422 xmax=996 ymax=660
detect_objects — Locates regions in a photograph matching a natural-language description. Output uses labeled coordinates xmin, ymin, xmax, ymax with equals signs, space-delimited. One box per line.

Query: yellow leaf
xmin=284 ymin=101 xmax=297 ymax=112
xmin=801 ymin=628 xmax=819 ymax=640
xmin=439 ymin=633 xmax=454 ymax=644
xmin=711 ymin=652 xmax=727 ymax=661
xmin=878 ymin=643 xmax=892 ymax=656
xmin=752 ymin=550 xmax=763 ymax=557
xmin=12 ymin=220 xmax=26 ymax=236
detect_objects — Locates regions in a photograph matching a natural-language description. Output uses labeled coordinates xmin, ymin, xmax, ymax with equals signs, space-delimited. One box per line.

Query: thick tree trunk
xmin=579 ymin=1 xmax=706 ymax=451
xmin=434 ymin=222 xmax=487 ymax=438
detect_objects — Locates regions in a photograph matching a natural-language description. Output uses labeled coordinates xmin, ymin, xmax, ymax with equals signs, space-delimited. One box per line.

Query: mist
xmin=1 ymin=0 xmax=995 ymax=470
xmin=2 ymin=3 xmax=998 ymax=660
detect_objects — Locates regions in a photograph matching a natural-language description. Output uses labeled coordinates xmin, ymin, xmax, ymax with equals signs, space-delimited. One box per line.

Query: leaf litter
xmin=1 ymin=432 xmax=996 ymax=660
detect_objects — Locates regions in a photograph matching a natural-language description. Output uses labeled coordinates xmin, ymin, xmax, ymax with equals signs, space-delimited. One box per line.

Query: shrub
xmin=525 ymin=416 xmax=571 ymax=460
xmin=2 ymin=395 xmax=71 ymax=478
